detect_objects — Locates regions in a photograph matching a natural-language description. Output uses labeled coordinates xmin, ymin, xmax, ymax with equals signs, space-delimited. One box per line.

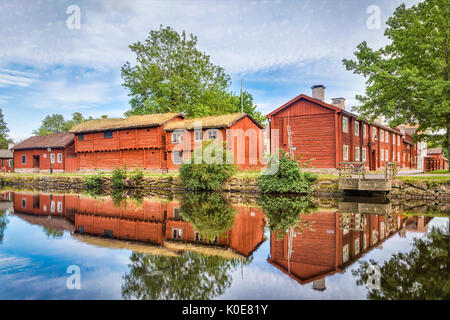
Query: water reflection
xmin=0 ymin=188 xmax=448 ymax=300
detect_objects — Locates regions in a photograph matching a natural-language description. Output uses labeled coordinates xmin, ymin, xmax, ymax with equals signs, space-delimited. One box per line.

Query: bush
xmin=179 ymin=141 xmax=237 ymax=191
xmin=112 ymin=166 xmax=127 ymax=189
xmin=258 ymin=150 xmax=318 ymax=193
xmin=131 ymin=167 xmax=144 ymax=186
xmin=84 ymin=171 xmax=105 ymax=189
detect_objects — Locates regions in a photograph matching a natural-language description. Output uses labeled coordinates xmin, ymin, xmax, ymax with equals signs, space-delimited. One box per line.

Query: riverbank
xmin=1 ymin=172 xmax=449 ymax=200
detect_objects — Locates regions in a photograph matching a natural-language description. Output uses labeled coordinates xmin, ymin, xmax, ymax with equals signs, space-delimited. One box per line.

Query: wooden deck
xmin=338 ymin=162 xmax=397 ymax=193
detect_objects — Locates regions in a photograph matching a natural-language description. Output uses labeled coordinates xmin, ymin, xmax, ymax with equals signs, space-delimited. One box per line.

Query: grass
xmin=398 ymin=175 xmax=450 ymax=182
xmin=425 ymin=169 xmax=450 ymax=174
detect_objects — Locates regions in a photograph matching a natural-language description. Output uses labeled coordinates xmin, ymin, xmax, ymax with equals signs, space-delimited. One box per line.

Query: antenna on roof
xmin=240 ymin=79 xmax=243 ymax=114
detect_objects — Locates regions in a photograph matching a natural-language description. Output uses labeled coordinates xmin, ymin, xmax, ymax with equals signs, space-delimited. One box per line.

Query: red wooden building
xmin=0 ymin=149 xmax=13 ymax=172
xmin=163 ymin=113 xmax=264 ymax=170
xmin=12 ymin=132 xmax=77 ymax=173
xmin=70 ymin=113 xmax=183 ymax=171
xmin=424 ymin=147 xmax=448 ymax=171
xmin=267 ymin=85 xmax=418 ymax=170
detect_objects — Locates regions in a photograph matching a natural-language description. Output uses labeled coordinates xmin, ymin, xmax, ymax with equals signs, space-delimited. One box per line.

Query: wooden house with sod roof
xmin=70 ymin=113 xmax=184 ymax=171
xmin=13 ymin=132 xmax=77 ymax=173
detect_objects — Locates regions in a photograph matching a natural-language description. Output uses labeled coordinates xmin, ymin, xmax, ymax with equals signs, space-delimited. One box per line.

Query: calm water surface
xmin=0 ymin=189 xmax=448 ymax=300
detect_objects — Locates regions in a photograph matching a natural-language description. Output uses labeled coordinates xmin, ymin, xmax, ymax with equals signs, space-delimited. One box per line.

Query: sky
xmin=0 ymin=0 xmax=420 ymax=142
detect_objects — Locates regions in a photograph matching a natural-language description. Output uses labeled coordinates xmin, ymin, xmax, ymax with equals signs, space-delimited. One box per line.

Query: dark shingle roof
xmin=13 ymin=132 xmax=74 ymax=150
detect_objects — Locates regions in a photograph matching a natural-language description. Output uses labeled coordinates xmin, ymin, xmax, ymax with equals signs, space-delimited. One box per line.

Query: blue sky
xmin=0 ymin=0 xmax=419 ymax=141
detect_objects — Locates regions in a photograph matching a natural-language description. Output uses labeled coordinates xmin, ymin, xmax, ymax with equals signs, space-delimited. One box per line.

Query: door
xmin=370 ymin=150 xmax=376 ymax=171
xmin=32 ymin=155 xmax=40 ymax=173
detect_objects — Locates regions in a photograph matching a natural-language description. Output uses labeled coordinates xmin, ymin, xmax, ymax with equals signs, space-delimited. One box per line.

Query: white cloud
xmin=0 ymin=68 xmax=38 ymax=87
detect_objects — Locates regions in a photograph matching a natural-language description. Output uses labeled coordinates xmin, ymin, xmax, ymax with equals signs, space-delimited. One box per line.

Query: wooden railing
xmin=338 ymin=162 xmax=366 ymax=179
xmin=384 ymin=162 xmax=398 ymax=179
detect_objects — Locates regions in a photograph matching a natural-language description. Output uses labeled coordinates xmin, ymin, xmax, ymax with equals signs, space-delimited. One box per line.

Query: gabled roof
xmin=70 ymin=113 xmax=183 ymax=133
xmin=0 ymin=149 xmax=13 ymax=159
xmin=164 ymin=113 xmax=264 ymax=131
xmin=13 ymin=132 xmax=74 ymax=150
xmin=266 ymin=93 xmax=342 ymax=118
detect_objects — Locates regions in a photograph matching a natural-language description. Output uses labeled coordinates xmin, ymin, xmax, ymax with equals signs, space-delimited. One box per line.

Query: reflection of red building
xmin=268 ymin=210 xmax=430 ymax=289
xmin=11 ymin=192 xmax=265 ymax=258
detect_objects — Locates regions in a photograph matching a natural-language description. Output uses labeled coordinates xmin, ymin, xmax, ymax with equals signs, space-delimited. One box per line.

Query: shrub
xmin=179 ymin=141 xmax=237 ymax=191
xmin=84 ymin=171 xmax=105 ymax=189
xmin=258 ymin=150 xmax=318 ymax=193
xmin=131 ymin=167 xmax=144 ymax=187
xmin=112 ymin=166 xmax=127 ymax=189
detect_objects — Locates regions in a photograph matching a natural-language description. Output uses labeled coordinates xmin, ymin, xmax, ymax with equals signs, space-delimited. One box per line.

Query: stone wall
xmin=1 ymin=174 xmax=449 ymax=199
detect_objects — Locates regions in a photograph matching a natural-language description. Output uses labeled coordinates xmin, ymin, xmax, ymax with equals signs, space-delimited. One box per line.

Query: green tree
xmin=352 ymin=225 xmax=450 ymax=300
xmin=121 ymin=251 xmax=243 ymax=300
xmin=121 ymin=25 xmax=265 ymax=124
xmin=0 ymin=108 xmax=12 ymax=148
xmin=33 ymin=113 xmax=107 ymax=135
xmin=343 ymin=0 xmax=450 ymax=169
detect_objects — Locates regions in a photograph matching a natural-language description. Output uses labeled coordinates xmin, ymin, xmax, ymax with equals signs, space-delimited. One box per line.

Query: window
xmin=355 ymin=147 xmax=360 ymax=161
xmin=57 ymin=201 xmax=63 ymax=213
xmin=57 ymin=153 xmax=63 ymax=163
xmin=372 ymin=127 xmax=377 ymax=140
xmin=43 ymin=205 xmax=47 ymax=212
xmin=9 ymin=159 xmax=13 ymax=167
xmin=104 ymin=131 xmax=113 ymax=139
xmin=380 ymin=129 xmax=384 ymax=142
xmin=207 ymin=129 xmax=219 ymax=141
xmin=50 ymin=201 xmax=55 ymax=213
xmin=43 ymin=154 xmax=47 ymax=158
xmin=398 ymin=151 xmax=400 ymax=162
xmin=385 ymin=131 xmax=389 ymax=143
xmin=354 ymin=121 xmax=359 ymax=136
xmin=355 ymin=238 xmax=360 ymax=255
xmin=392 ymin=150 xmax=395 ymax=161
xmin=173 ymin=207 xmax=181 ymax=220
xmin=380 ymin=148 xmax=384 ymax=161
xmin=362 ymin=148 xmax=367 ymax=162
xmin=372 ymin=230 xmax=379 ymax=244
xmin=50 ymin=154 xmax=55 ymax=164
xmin=194 ymin=130 xmax=203 ymax=142
xmin=380 ymin=222 xmax=385 ymax=240
xmin=22 ymin=198 xmax=26 ymax=208
xmin=385 ymin=149 xmax=389 ymax=162
xmin=363 ymin=234 xmax=368 ymax=250
xmin=342 ymin=117 xmax=348 ymax=133
xmin=343 ymin=244 xmax=349 ymax=263
xmin=194 ymin=231 xmax=203 ymax=242
xmin=172 ymin=151 xmax=183 ymax=165
xmin=78 ymin=226 xmax=84 ymax=234
xmin=343 ymin=145 xmax=349 ymax=161
xmin=78 ymin=133 xmax=84 ymax=141
xmin=397 ymin=135 xmax=400 ymax=146
xmin=104 ymin=230 xmax=114 ymax=238
xmin=21 ymin=155 xmax=26 ymax=164
xmin=172 ymin=131 xmax=182 ymax=143
xmin=172 ymin=228 xmax=182 ymax=239
xmin=363 ymin=125 xmax=367 ymax=138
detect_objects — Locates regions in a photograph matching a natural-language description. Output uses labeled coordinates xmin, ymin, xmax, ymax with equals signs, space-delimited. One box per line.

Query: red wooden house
xmin=424 ymin=147 xmax=448 ymax=171
xmin=267 ymin=85 xmax=418 ymax=170
xmin=163 ymin=113 xmax=264 ymax=170
xmin=0 ymin=149 xmax=13 ymax=172
xmin=70 ymin=113 xmax=183 ymax=171
xmin=13 ymin=132 xmax=77 ymax=173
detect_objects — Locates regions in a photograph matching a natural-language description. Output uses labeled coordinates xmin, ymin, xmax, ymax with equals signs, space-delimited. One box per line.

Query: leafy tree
xmin=33 ymin=112 xmax=108 ymax=135
xmin=179 ymin=141 xmax=237 ymax=191
xmin=121 ymin=25 xmax=265 ymax=124
xmin=0 ymin=209 xmax=9 ymax=243
xmin=352 ymin=225 xmax=450 ymax=300
xmin=343 ymin=0 xmax=450 ymax=169
xmin=258 ymin=195 xmax=316 ymax=239
xmin=42 ymin=227 xmax=64 ymax=238
xmin=121 ymin=251 xmax=243 ymax=300
xmin=258 ymin=150 xmax=318 ymax=193
xmin=0 ymin=108 xmax=12 ymax=148
xmin=180 ymin=192 xmax=236 ymax=242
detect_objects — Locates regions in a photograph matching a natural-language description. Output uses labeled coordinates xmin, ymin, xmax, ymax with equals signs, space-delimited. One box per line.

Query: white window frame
xmin=57 ymin=201 xmax=63 ymax=213
xmin=385 ymin=149 xmax=389 ymax=162
xmin=342 ymin=117 xmax=348 ymax=133
xmin=397 ymin=135 xmax=400 ymax=146
xmin=194 ymin=130 xmax=203 ymax=142
xmin=372 ymin=127 xmax=377 ymax=140
xmin=355 ymin=146 xmax=360 ymax=161
xmin=172 ymin=228 xmax=182 ymax=239
xmin=363 ymin=233 xmax=368 ymax=250
xmin=57 ymin=153 xmax=63 ymax=163
xmin=362 ymin=148 xmax=367 ymax=162
xmin=50 ymin=153 xmax=55 ymax=164
xmin=363 ymin=125 xmax=367 ymax=138
xmin=380 ymin=222 xmax=385 ymax=240
xmin=380 ymin=148 xmax=384 ymax=161
xmin=206 ymin=129 xmax=219 ymax=141
xmin=355 ymin=238 xmax=360 ymax=255
xmin=398 ymin=151 xmax=400 ymax=162
xmin=385 ymin=131 xmax=389 ymax=143
xmin=43 ymin=154 xmax=47 ymax=159
xmin=50 ymin=201 xmax=55 ymax=213
xmin=380 ymin=129 xmax=384 ymax=142
xmin=172 ymin=151 xmax=183 ymax=165
xmin=171 ymin=131 xmax=182 ymax=143
xmin=343 ymin=244 xmax=349 ymax=263
xmin=343 ymin=145 xmax=349 ymax=161
xmin=354 ymin=121 xmax=359 ymax=136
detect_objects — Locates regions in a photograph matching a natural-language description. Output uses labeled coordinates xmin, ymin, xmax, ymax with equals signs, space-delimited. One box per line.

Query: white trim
xmin=343 ymin=145 xmax=349 ymax=161
xmin=342 ymin=117 xmax=348 ymax=133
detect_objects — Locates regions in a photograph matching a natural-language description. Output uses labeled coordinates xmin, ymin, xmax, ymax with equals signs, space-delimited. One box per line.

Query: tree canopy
xmin=121 ymin=25 xmax=265 ymax=124
xmin=33 ymin=112 xmax=108 ymax=136
xmin=343 ymin=0 xmax=450 ymax=164
xmin=0 ymin=108 xmax=12 ymax=148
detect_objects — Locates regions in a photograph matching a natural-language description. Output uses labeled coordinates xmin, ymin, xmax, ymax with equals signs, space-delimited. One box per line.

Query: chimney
xmin=8 ymin=143 xmax=15 ymax=150
xmin=331 ymin=97 xmax=345 ymax=110
xmin=311 ymin=85 xmax=325 ymax=101
xmin=312 ymin=278 xmax=326 ymax=291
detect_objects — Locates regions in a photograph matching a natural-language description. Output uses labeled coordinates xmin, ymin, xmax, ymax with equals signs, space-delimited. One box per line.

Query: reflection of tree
xmin=110 ymin=189 xmax=144 ymax=209
xmin=352 ymin=225 xmax=450 ymax=300
xmin=258 ymin=195 xmax=316 ymax=239
xmin=180 ymin=192 xmax=236 ymax=242
xmin=0 ymin=209 xmax=9 ymax=243
xmin=42 ymin=227 xmax=64 ymax=238
xmin=122 ymin=251 xmax=243 ymax=300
